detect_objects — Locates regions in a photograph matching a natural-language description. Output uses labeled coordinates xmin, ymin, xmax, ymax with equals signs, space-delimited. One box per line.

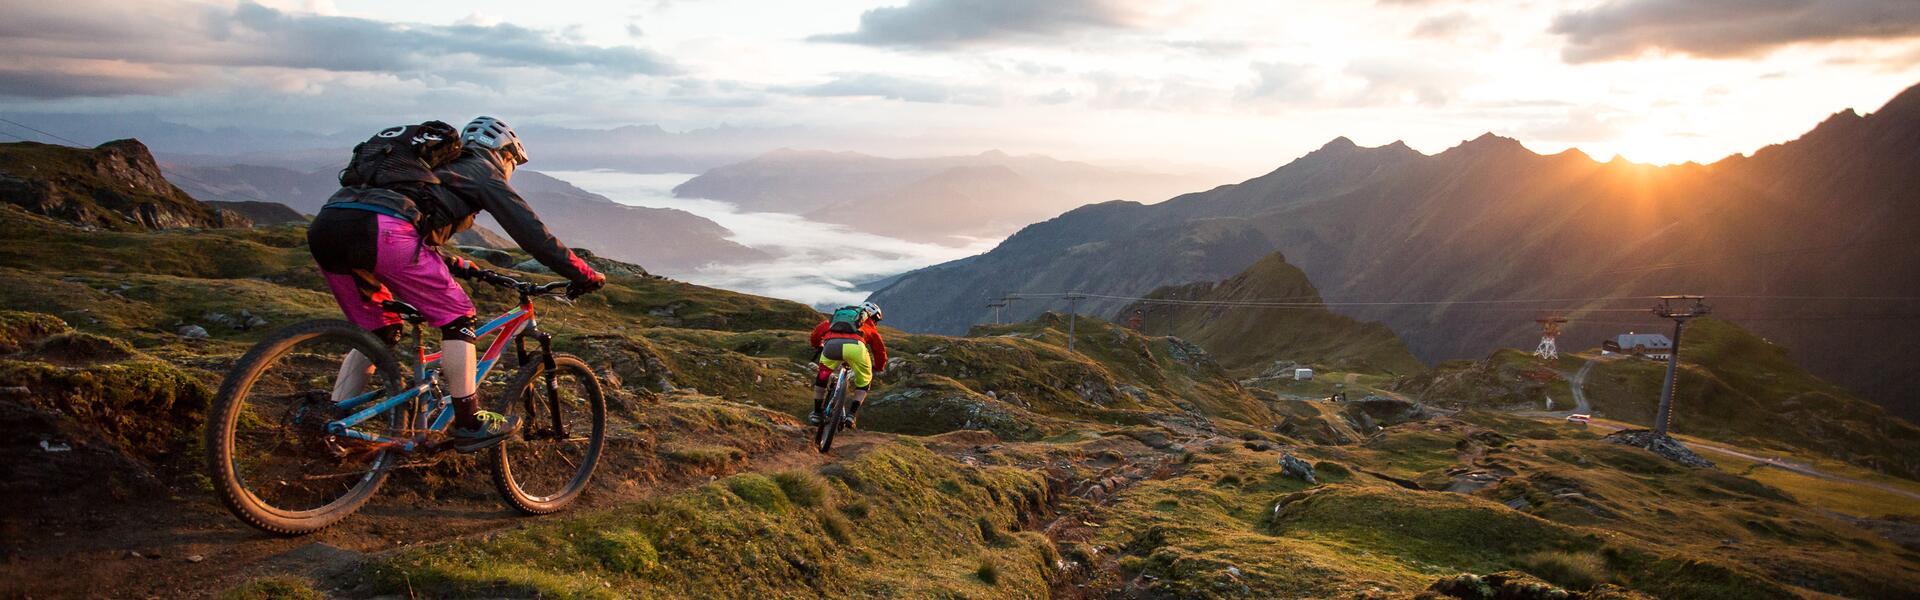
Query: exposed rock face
xmin=1345 ymin=395 xmax=1432 ymax=427
xmin=1603 ymin=429 xmax=1715 ymax=468
xmin=0 ymin=139 xmax=239 ymax=230
xmin=1279 ymin=453 xmax=1317 ymax=484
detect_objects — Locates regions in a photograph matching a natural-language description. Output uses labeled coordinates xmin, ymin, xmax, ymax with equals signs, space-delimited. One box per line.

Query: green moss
xmin=726 ymin=473 xmax=793 ymax=513
xmin=0 ymin=356 xmax=211 ymax=458
xmin=586 ymin=530 xmax=660 ymax=574
xmin=0 ymin=310 xmax=68 ymax=352
xmin=215 ymin=576 xmax=324 ymax=600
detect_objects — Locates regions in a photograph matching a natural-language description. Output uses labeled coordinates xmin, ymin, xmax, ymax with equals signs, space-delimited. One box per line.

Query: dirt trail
xmin=1 ymin=422 xmax=834 ymax=599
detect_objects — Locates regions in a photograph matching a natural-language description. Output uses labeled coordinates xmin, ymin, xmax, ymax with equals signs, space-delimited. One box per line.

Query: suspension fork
xmin=515 ymin=328 xmax=565 ymax=439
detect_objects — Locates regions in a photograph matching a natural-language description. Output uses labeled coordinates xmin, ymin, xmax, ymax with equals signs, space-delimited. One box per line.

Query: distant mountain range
xmin=162 ymin=162 xmax=766 ymax=272
xmin=673 ymin=149 xmax=1222 ymax=244
xmin=872 ymin=83 xmax=1920 ymax=419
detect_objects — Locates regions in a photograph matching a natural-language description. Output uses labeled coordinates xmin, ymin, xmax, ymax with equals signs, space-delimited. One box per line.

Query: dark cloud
xmin=775 ymin=73 xmax=1001 ymax=105
xmin=1552 ymin=0 xmax=1920 ymax=62
xmin=0 ymin=68 xmax=190 ymax=99
xmin=0 ymin=0 xmax=675 ymax=99
xmin=810 ymin=0 xmax=1155 ymax=49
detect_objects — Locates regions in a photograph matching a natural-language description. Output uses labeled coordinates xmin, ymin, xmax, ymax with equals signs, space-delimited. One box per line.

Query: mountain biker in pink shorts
xmin=308 ymin=118 xmax=604 ymax=450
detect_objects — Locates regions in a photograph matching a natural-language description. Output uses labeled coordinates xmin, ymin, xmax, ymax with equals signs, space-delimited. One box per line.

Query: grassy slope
xmin=1094 ymin=412 xmax=1918 ymax=599
xmin=1391 ymin=319 xmax=1920 ymax=480
xmin=372 ymin=442 xmax=1054 ymax=599
xmin=1 ymin=205 xmax=1915 ymax=599
xmin=1580 ymin=319 xmax=1920 ymax=479
xmin=1125 ymin=252 xmax=1424 ymax=377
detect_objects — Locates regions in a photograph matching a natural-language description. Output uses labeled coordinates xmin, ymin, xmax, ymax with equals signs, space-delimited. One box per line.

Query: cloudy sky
xmin=3 ymin=0 xmax=1919 ymax=173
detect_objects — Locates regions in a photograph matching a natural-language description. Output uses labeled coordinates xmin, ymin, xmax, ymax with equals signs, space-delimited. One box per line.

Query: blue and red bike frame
xmin=324 ymin=297 xmax=545 ymax=451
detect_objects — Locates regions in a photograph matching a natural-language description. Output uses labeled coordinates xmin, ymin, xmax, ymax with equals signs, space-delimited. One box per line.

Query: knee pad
xmin=815 ymin=374 xmax=831 ymax=388
xmin=371 ymin=324 xmax=403 ymax=347
xmin=856 ymin=383 xmax=871 ymax=391
xmin=438 ymin=315 xmax=478 ymax=343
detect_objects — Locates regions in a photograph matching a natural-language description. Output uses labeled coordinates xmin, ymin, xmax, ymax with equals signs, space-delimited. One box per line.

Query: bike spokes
xmin=226 ymin=334 xmax=400 ymax=515
xmin=493 ymin=354 xmax=605 ymax=514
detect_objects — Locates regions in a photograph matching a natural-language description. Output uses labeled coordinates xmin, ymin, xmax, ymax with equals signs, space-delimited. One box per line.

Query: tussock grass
xmin=1518 ymin=550 xmax=1608 ymax=590
xmin=773 ymin=471 xmax=828 ymax=508
xmin=662 ymin=443 xmax=745 ymax=468
xmin=975 ymin=559 xmax=1001 ymax=585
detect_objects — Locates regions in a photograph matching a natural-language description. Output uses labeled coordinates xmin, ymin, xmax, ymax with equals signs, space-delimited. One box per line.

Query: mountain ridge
xmin=872 ymin=81 xmax=1920 ymax=419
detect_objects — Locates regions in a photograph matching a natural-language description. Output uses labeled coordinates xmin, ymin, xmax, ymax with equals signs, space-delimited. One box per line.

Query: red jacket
xmin=811 ymin=320 xmax=887 ymax=372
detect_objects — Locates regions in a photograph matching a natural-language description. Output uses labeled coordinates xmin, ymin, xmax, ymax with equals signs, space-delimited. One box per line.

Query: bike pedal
xmin=451 ymin=435 xmax=509 ymax=454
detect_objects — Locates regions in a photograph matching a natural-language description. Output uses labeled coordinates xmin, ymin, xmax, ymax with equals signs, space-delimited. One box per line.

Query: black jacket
xmin=431 ymin=152 xmax=594 ymax=282
xmin=318 ymin=151 xmax=596 ymax=283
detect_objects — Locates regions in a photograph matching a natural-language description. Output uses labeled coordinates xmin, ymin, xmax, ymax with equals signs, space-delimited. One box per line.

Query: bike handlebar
xmin=472 ymin=269 xmax=571 ymax=299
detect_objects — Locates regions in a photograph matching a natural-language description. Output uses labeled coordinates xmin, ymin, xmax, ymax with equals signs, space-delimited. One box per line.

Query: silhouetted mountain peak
xmin=1440 ymin=132 xmax=1533 ymax=158
xmin=1318 ymin=136 xmax=1358 ymax=151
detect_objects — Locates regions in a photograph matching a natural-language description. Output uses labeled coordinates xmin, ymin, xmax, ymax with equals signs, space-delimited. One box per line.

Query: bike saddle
xmin=380 ymin=300 xmax=428 ymax=323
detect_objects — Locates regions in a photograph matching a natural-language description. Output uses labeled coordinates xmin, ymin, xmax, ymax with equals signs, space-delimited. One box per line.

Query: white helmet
xmin=859 ymin=301 xmax=883 ymax=322
xmin=461 ymin=116 xmax=528 ymax=165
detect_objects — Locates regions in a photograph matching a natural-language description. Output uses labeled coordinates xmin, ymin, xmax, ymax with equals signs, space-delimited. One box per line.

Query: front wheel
xmin=492 ymin=353 xmax=606 ymax=514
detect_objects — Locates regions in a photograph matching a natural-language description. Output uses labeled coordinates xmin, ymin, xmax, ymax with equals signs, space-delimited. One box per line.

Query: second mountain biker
xmin=307 ymin=116 xmax=605 ymax=451
xmin=809 ymin=302 xmax=888 ymax=428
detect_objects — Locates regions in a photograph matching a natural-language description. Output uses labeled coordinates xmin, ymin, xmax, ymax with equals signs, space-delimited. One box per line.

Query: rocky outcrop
xmin=1421 ymin=571 xmax=1652 ymax=599
xmin=1603 ymin=429 xmax=1715 ymax=468
xmin=0 ymin=139 xmax=238 ymax=230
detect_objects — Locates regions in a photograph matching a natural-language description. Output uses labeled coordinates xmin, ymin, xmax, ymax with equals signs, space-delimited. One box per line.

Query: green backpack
xmin=828 ymin=306 xmax=863 ymax=334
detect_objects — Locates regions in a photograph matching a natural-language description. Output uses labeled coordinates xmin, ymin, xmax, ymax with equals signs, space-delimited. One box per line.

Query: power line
xmin=0 ymin=116 xmax=288 ymax=207
xmin=0 ymin=117 xmax=87 ymax=146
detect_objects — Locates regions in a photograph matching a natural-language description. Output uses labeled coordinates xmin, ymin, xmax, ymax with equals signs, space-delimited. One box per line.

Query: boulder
xmin=1279 ymin=453 xmax=1317 ymax=484
xmin=1603 ymin=429 xmax=1715 ymax=468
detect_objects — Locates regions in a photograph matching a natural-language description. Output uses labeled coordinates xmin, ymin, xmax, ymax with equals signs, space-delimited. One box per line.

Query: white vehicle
xmin=1566 ymin=414 xmax=1592 ymax=423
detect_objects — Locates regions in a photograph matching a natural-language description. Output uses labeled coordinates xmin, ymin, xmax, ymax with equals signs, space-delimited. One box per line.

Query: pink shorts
xmin=321 ymin=215 xmax=475 ymax=330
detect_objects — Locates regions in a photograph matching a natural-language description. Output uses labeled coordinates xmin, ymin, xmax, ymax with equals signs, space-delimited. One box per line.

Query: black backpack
xmin=339 ymin=121 xmax=464 ymax=189
xmin=331 ymin=121 xmax=464 ymax=236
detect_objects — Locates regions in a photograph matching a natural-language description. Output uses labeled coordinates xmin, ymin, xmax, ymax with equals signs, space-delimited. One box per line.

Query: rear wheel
xmin=206 ymin=320 xmax=406 ymax=535
xmin=492 ymin=353 xmax=605 ymax=514
xmin=815 ymin=369 xmax=849 ymax=453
